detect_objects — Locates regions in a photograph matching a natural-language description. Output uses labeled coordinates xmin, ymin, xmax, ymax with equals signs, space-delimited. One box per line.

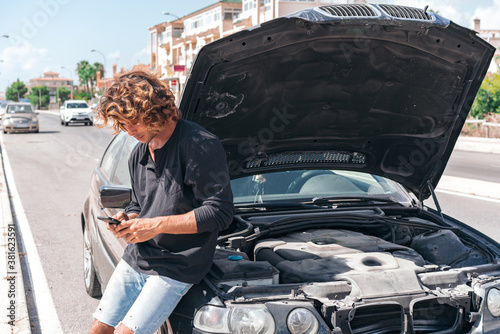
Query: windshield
xmin=6 ymin=104 xmax=33 ymax=113
xmin=67 ymin=102 xmax=89 ymax=108
xmin=230 ymin=169 xmax=411 ymax=205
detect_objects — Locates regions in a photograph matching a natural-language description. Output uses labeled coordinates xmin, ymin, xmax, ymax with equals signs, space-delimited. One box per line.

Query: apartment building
xmin=150 ymin=0 xmax=367 ymax=93
xmin=28 ymin=71 xmax=73 ymax=96
xmin=28 ymin=71 xmax=73 ymax=108
xmin=473 ymin=17 xmax=500 ymax=73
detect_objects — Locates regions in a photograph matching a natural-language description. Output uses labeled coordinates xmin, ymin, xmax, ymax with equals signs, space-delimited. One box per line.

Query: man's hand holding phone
xmin=97 ymin=216 xmax=121 ymax=225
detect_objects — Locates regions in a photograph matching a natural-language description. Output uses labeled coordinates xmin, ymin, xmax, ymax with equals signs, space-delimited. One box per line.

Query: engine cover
xmin=255 ymin=229 xmax=426 ymax=283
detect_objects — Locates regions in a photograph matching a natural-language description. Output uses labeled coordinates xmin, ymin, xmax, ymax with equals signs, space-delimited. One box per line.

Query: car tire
xmin=83 ymin=226 xmax=102 ymax=298
xmin=64 ymin=121 xmax=69 ymax=126
xmin=154 ymin=321 xmax=172 ymax=334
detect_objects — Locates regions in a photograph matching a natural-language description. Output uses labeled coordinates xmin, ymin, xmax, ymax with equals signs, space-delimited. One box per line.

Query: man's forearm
xmin=156 ymin=211 xmax=198 ymax=235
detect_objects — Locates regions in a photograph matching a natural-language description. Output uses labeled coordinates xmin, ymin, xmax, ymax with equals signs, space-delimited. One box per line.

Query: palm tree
xmin=76 ymin=60 xmax=92 ymax=96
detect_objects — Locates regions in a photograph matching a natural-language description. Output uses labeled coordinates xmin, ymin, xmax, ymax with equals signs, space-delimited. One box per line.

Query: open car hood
xmin=179 ymin=4 xmax=494 ymax=200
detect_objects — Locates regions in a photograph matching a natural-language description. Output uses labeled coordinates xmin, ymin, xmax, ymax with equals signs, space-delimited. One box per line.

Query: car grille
xmin=319 ymin=4 xmax=376 ymax=17
xmin=331 ymin=299 xmax=464 ymax=333
xmin=318 ymin=4 xmax=432 ymax=21
xmin=348 ymin=304 xmax=403 ymax=334
xmin=412 ymin=299 xmax=462 ymax=333
xmin=379 ymin=4 xmax=431 ymax=20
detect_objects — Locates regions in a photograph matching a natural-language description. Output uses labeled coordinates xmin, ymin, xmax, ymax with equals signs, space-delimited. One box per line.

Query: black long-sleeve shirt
xmin=123 ymin=119 xmax=234 ymax=284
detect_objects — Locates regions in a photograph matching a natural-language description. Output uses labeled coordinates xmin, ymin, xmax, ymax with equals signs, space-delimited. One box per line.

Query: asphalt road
xmin=443 ymin=149 xmax=500 ymax=184
xmin=2 ymin=111 xmax=114 ymax=333
xmin=1 ymin=111 xmax=499 ymax=333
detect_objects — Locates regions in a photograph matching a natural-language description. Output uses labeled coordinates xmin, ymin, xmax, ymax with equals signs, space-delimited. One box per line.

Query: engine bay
xmin=209 ymin=208 xmax=494 ymax=291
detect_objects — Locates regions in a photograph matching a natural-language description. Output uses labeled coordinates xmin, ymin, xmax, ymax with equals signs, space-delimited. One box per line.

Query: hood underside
xmin=179 ymin=4 xmax=494 ymax=200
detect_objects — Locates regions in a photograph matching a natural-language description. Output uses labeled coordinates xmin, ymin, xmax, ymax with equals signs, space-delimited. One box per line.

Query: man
xmin=89 ymin=70 xmax=234 ymax=334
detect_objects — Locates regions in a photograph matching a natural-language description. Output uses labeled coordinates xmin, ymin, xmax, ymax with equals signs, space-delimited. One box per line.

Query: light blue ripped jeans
xmin=93 ymin=260 xmax=193 ymax=334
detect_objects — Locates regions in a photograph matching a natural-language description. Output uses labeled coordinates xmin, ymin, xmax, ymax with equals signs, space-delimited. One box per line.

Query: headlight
xmin=194 ymin=304 xmax=275 ymax=334
xmin=287 ymin=308 xmax=319 ymax=334
xmin=487 ymin=288 xmax=500 ymax=317
xmin=193 ymin=305 xmax=231 ymax=333
xmin=230 ymin=305 xmax=275 ymax=334
xmin=32 ymin=118 xmax=38 ymax=123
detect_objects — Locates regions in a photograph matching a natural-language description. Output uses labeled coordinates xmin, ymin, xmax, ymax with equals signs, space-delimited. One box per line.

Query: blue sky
xmin=1 ymin=0 xmax=499 ymax=92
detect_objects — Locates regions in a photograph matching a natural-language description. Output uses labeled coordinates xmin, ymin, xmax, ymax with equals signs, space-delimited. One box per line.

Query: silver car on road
xmin=2 ymin=102 xmax=39 ymax=134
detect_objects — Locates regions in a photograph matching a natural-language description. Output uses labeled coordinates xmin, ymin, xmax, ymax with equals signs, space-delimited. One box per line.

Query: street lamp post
xmin=91 ymin=49 xmax=107 ymax=74
xmin=162 ymin=12 xmax=180 ymax=20
xmin=61 ymin=66 xmax=73 ymax=99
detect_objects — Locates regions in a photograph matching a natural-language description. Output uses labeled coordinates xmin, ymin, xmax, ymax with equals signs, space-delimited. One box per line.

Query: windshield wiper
xmin=235 ymin=202 xmax=326 ymax=211
xmin=311 ymin=196 xmax=403 ymax=206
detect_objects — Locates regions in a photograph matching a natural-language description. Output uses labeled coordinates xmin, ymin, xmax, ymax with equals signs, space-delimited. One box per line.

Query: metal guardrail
xmin=464 ymin=119 xmax=500 ymax=138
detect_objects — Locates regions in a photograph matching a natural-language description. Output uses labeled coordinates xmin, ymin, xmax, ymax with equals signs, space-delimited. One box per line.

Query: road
xmin=1 ymin=111 xmax=499 ymax=333
xmin=2 ymin=111 xmax=114 ymax=333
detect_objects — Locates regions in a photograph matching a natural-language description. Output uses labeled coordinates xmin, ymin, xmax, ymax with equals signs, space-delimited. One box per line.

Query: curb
xmin=0 ymin=146 xmax=31 ymax=333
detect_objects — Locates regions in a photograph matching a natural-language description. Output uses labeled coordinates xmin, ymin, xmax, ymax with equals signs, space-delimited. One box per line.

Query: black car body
xmin=81 ymin=4 xmax=499 ymax=333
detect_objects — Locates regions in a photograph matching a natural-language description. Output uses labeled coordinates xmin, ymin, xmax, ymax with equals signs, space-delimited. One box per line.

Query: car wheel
xmin=154 ymin=321 xmax=172 ymax=334
xmin=60 ymin=119 xmax=64 ymax=125
xmin=83 ymin=225 xmax=102 ymax=298
xmin=64 ymin=121 xmax=69 ymax=126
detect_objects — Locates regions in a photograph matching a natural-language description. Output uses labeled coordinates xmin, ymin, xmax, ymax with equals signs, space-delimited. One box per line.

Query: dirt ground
xmin=462 ymin=113 xmax=500 ymax=138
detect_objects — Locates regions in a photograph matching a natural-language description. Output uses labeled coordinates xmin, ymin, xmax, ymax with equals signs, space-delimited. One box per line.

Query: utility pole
xmin=61 ymin=66 xmax=73 ymax=99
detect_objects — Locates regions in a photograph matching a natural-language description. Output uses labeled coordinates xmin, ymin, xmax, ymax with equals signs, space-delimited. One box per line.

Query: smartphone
xmin=97 ymin=216 xmax=121 ymax=225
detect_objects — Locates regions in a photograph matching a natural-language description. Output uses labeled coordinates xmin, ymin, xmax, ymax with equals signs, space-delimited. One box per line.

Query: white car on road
xmin=60 ymin=100 xmax=93 ymax=126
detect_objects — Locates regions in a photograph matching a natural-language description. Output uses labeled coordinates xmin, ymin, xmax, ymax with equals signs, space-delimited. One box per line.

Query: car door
xmin=90 ymin=132 xmax=137 ymax=286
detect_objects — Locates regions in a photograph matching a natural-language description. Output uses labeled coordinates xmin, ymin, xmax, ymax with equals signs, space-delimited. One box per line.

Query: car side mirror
xmin=60 ymin=106 xmax=65 ymax=110
xmin=99 ymin=185 xmax=131 ymax=209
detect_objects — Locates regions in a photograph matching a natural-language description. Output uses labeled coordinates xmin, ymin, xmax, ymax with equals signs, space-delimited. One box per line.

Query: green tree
xmin=77 ymin=60 xmax=93 ymax=96
xmin=471 ymin=72 xmax=500 ymax=119
xmin=6 ymin=79 xmax=28 ymax=101
xmin=57 ymin=87 xmax=71 ymax=103
xmin=28 ymin=86 xmax=50 ymax=109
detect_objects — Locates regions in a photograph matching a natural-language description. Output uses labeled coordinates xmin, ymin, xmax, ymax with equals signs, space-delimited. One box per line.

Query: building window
xmin=224 ymin=8 xmax=242 ymax=20
xmin=243 ymin=0 xmax=256 ymax=12
xmin=173 ymin=27 xmax=183 ymax=37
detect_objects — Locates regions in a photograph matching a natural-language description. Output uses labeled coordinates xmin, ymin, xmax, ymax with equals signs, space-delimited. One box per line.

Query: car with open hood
xmin=81 ymin=4 xmax=498 ymax=333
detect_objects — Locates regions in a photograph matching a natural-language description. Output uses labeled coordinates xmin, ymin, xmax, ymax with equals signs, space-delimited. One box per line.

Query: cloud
xmin=0 ymin=42 xmax=49 ymax=88
xmin=133 ymin=46 xmax=149 ymax=64
xmin=108 ymin=50 xmax=121 ymax=61
xmin=472 ymin=0 xmax=500 ymax=29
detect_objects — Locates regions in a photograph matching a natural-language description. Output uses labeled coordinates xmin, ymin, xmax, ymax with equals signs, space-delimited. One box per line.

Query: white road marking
xmin=436 ymin=189 xmax=500 ymax=204
xmin=0 ymin=135 xmax=64 ymax=333
xmin=437 ymin=175 xmax=500 ymax=201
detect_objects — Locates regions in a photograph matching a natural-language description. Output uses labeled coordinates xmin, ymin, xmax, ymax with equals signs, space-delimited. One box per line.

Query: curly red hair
xmin=95 ymin=70 xmax=181 ymax=134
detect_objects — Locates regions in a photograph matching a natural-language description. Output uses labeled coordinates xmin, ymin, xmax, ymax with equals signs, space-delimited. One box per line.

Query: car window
xmin=111 ymin=136 xmax=138 ymax=188
xmin=67 ymin=102 xmax=88 ymax=108
xmin=100 ymin=133 xmax=129 ymax=180
xmin=231 ymin=169 xmax=410 ymax=204
xmin=6 ymin=105 xmax=33 ymax=113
